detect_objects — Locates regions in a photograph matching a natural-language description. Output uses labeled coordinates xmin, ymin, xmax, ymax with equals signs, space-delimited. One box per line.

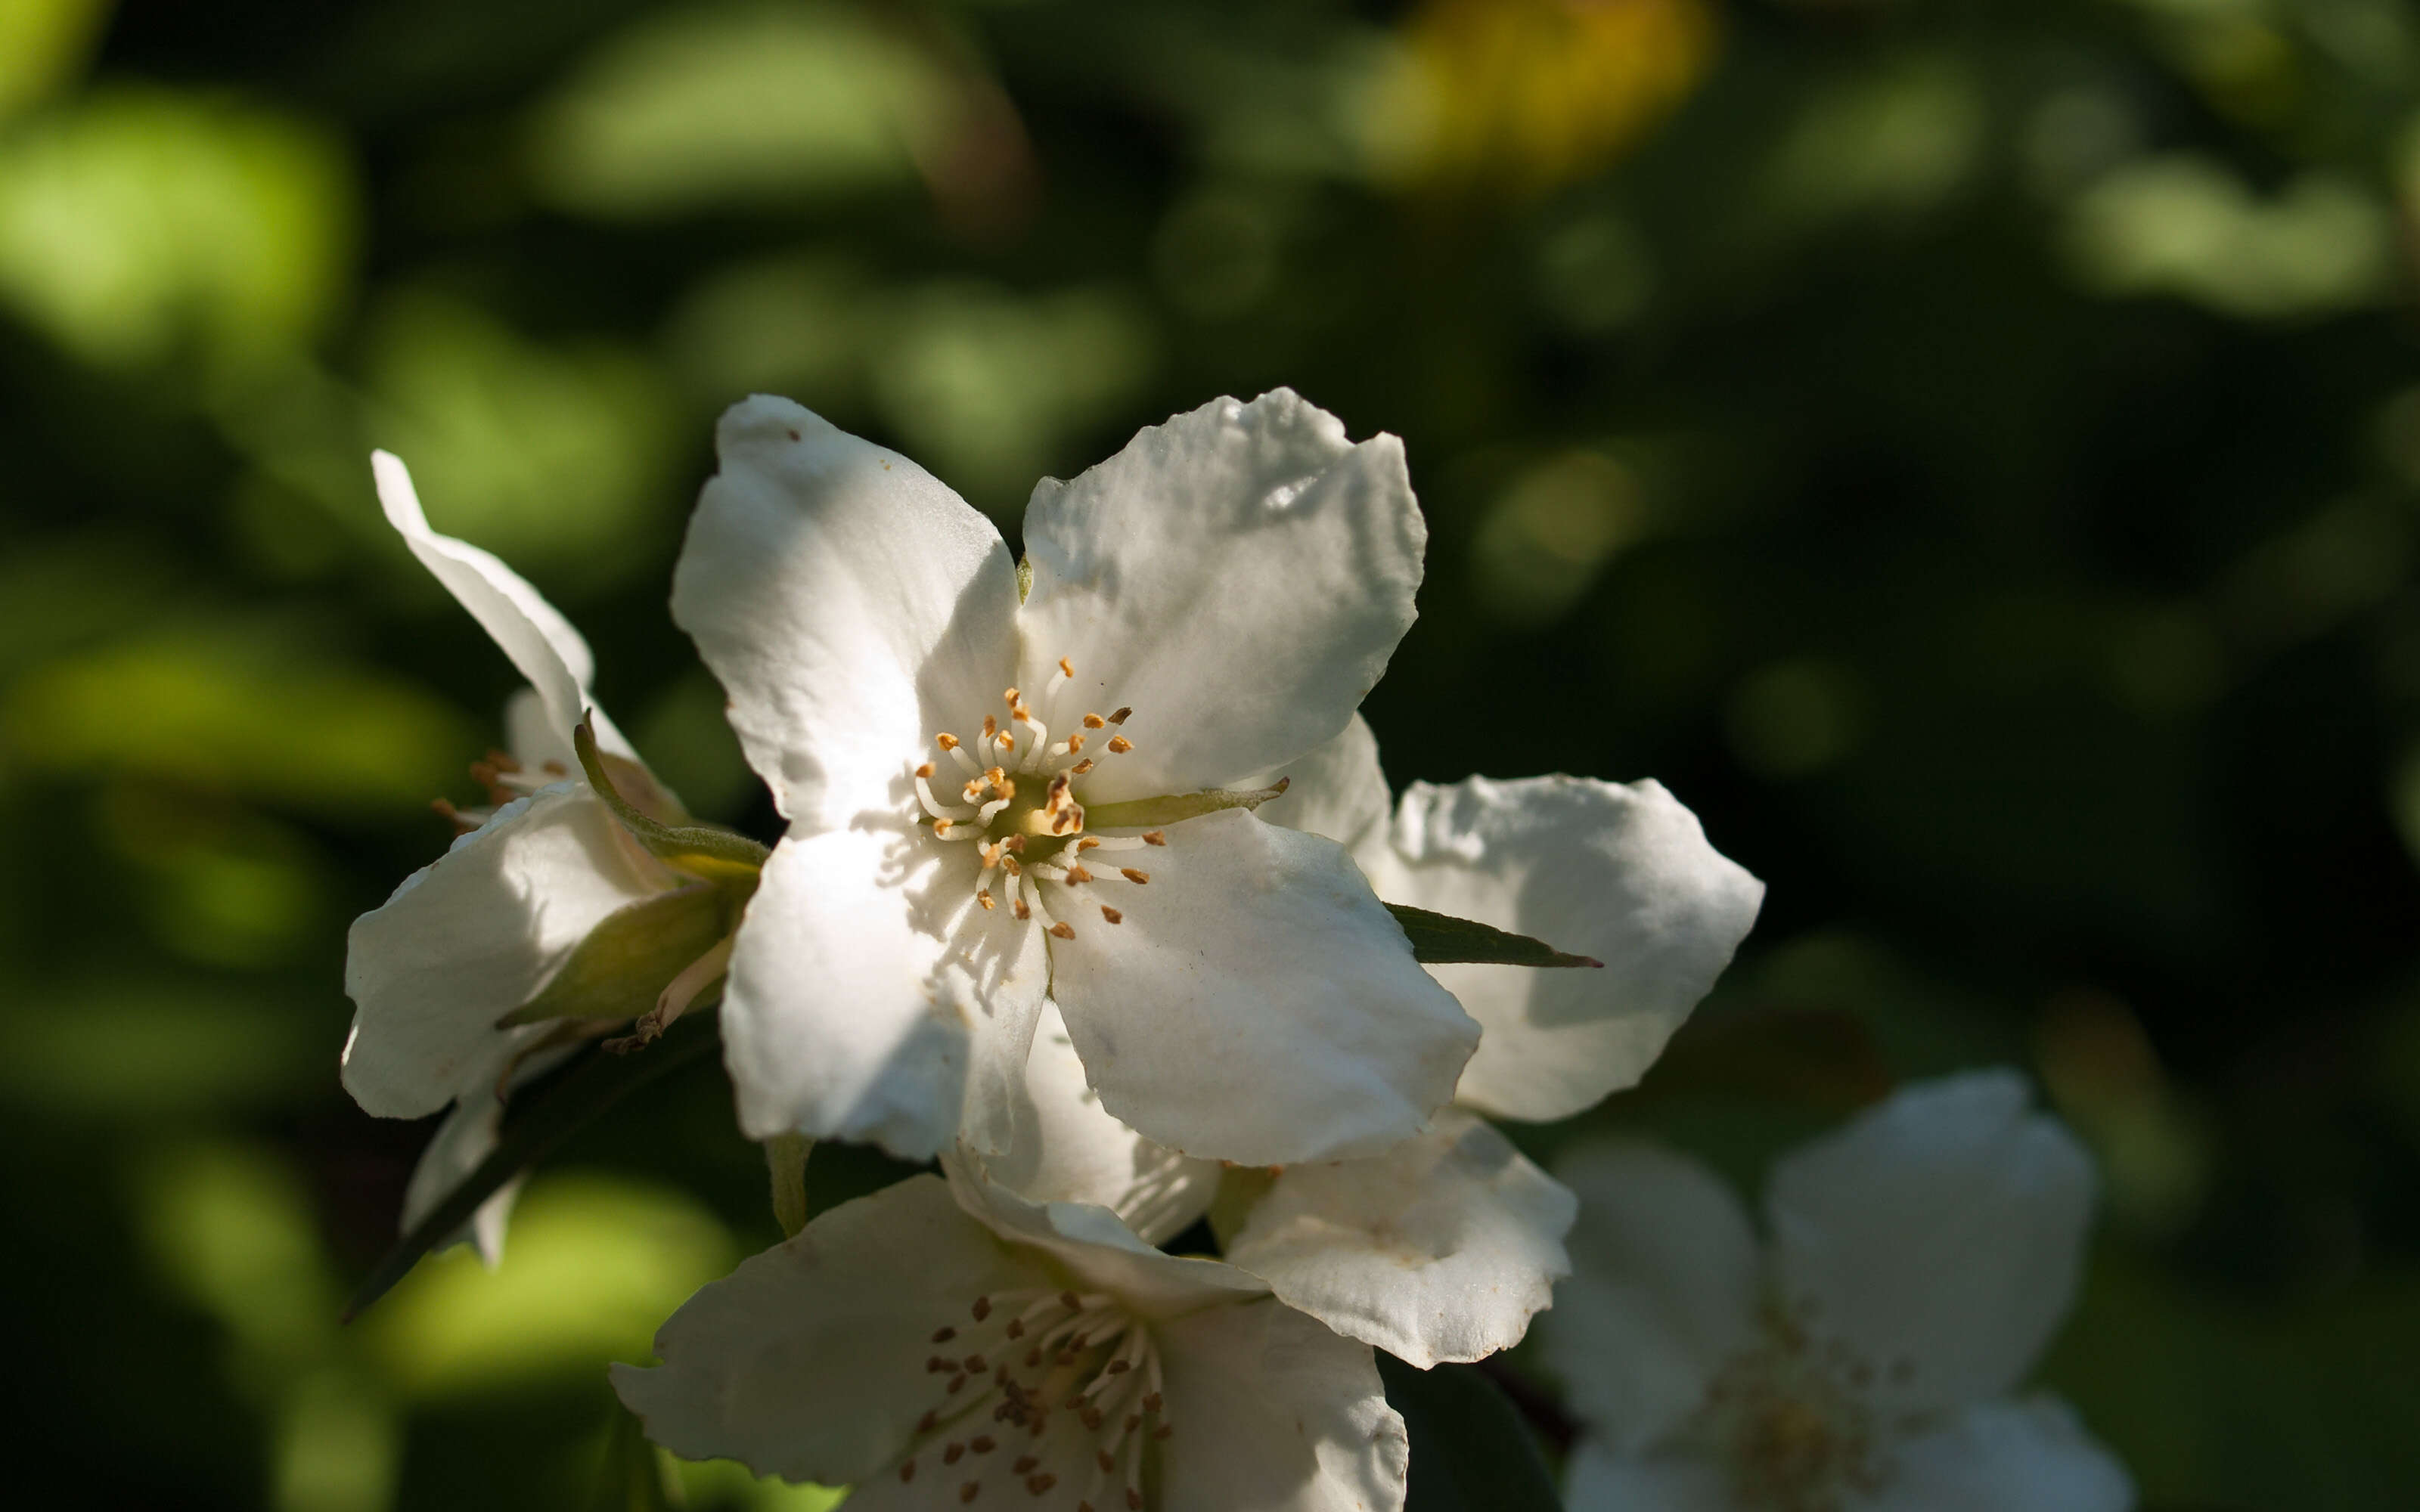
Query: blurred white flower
xmin=1544 ymin=1072 xmax=2133 ymax=1512
xmin=612 ymin=1157 xmax=1408 ymax=1512
xmin=673 ymin=390 xmax=1478 ymax=1167
xmin=341 ymin=450 xmax=703 ymax=1261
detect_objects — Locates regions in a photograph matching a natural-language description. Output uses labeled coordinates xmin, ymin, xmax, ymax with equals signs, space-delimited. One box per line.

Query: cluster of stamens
xmin=434 ymin=748 xmax=571 ymax=834
xmin=1698 ymin=1300 xmax=1916 ymax=1512
xmin=913 ymin=660 xmax=1160 ymax=942
xmin=893 ymin=1287 xmax=1173 ymax=1509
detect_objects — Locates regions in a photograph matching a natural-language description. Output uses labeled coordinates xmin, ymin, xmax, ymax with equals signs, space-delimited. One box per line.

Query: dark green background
xmin=4 ymin=0 xmax=2415 ymax=1506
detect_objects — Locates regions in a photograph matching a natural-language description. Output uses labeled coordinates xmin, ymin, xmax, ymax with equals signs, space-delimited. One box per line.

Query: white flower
xmin=672 ymin=391 xmax=1479 ymax=1166
xmin=1266 ymin=714 xmax=1768 ymax=1123
xmin=967 ymin=715 xmax=1760 ymax=1369
xmin=611 ymin=1159 xmax=1410 ymax=1512
xmin=1543 ymin=1071 xmax=2135 ymax=1512
xmin=966 ymin=1001 xmax=1575 ymax=1372
xmin=1113 ymin=714 xmax=1757 ymax=1365
xmin=340 ymin=450 xmax=701 ymax=1259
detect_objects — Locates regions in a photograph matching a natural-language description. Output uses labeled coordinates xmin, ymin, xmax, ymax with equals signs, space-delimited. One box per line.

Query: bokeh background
xmin=5 ymin=0 xmax=2418 ymax=1506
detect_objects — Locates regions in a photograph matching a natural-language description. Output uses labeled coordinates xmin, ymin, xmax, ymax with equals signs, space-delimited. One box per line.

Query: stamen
xmin=1063 ymin=865 xmax=1095 ymax=884
xmin=1143 ymin=831 xmax=1166 ymax=846
xmin=1106 ymin=736 xmax=1133 ymax=754
xmin=919 ymin=774 xmax=978 ymax=823
xmin=1059 ymin=658 xmax=1074 ymax=678
xmin=1120 ymin=868 xmax=1150 ymax=885
xmin=1108 ymin=708 xmax=1131 ymax=724
xmin=1050 ymin=922 xmax=1076 ymax=940
xmin=1100 ymin=906 xmax=1122 ymax=925
xmin=1081 ymin=713 xmax=1106 ymax=730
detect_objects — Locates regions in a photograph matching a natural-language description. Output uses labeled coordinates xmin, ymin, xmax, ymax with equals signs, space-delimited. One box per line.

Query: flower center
xmin=1698 ymin=1303 xmax=1915 ymax=1512
xmin=911 ymin=659 xmax=1159 ymax=941
xmin=892 ymin=1286 xmax=1173 ymax=1509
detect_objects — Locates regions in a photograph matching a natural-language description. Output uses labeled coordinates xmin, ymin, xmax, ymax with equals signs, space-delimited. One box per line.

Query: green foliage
xmin=5 ymin=0 xmax=2419 ymax=1506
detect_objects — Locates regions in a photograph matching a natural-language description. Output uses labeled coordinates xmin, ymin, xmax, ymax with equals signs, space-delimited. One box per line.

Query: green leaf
xmin=497 ymin=882 xmax=730 ymax=1026
xmin=575 ymin=715 xmax=770 ymax=885
xmin=1385 ymin=903 xmax=1602 ymax=969
xmin=1377 ymin=1356 xmax=1563 ymax=1512
xmin=342 ymin=1011 xmax=720 ymax=1321
xmin=591 ymin=1396 xmax=684 ymax=1512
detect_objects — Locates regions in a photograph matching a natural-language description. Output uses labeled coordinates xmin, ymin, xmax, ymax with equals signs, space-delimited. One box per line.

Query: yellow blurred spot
xmin=2063 ymin=155 xmax=2391 ymax=320
xmin=1472 ymin=449 xmax=1644 ymax=626
xmin=367 ymin=1173 xmax=737 ymax=1398
xmin=0 ymin=87 xmax=353 ymax=370
xmin=366 ymin=291 xmax=676 ymax=577
xmin=1395 ymin=0 xmax=1717 ymax=194
xmin=3 ymin=626 xmax=474 ymax=816
xmin=528 ymin=2 xmax=960 ymax=218
xmin=0 ymin=0 xmax=110 ymax=121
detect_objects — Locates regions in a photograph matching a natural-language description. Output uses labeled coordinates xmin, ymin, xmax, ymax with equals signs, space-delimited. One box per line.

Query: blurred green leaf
xmin=4 ymin=625 xmax=473 ymax=816
xmin=1377 ymin=1355 xmax=1562 ymax=1512
xmin=594 ymin=1400 xmax=683 ymax=1512
xmin=0 ymin=87 xmax=352 ymax=370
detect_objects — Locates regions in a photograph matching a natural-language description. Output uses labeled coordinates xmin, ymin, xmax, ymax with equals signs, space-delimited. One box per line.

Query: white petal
xmin=613 ymin=1174 xmax=1045 ymax=1486
xmin=1050 ymin=810 xmax=1478 ymax=1166
xmin=1563 ymin=1440 xmax=1733 ymax=1512
xmin=672 ymin=395 xmax=1021 ymax=829
xmin=944 ymin=1154 xmax=1267 ymax=1321
xmin=1544 ymin=1140 xmax=1761 ymax=1454
xmin=1018 ymin=390 xmax=1426 ymax=802
xmin=1154 ymin=1297 xmax=1409 ymax=1512
xmin=1362 ymin=776 xmax=1764 ymax=1123
xmin=1249 ymin=713 xmax=1393 ymax=857
xmin=399 ymin=1076 xmax=520 ymax=1266
xmin=374 ymin=450 xmax=638 ymax=761
xmin=1765 ymin=1071 xmax=2096 ymax=1418
xmin=720 ymin=820 xmax=1046 ymax=1157
xmin=396 ymin=1040 xmax=582 ymax=1266
xmin=341 ymin=785 xmax=672 ymax=1118
xmin=1867 ymin=1398 xmax=2134 ymax=1512
xmin=969 ymin=1002 xmax=1221 ymax=1247
xmin=1224 ymin=1108 xmax=1575 ymax=1367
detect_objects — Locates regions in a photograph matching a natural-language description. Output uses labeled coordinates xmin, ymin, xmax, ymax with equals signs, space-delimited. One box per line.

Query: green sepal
xmin=1385 ymin=903 xmax=1602 ymax=969
xmin=575 ymin=716 xmax=770 ymax=885
xmin=343 ymin=1011 xmax=720 ymax=1321
xmin=497 ymin=882 xmax=731 ymax=1026
xmin=1081 ymin=778 xmax=1289 ymax=832
xmin=766 ymin=1133 xmax=814 ymax=1238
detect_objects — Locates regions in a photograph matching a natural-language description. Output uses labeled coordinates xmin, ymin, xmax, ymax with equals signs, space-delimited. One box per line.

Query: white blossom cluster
xmin=340 ymin=392 xmax=2131 ymax=1512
